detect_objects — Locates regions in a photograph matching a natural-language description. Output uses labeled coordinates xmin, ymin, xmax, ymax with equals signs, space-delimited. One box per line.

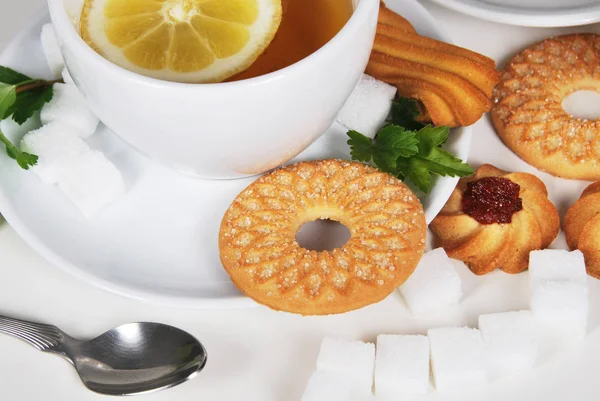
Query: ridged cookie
xmin=492 ymin=34 xmax=600 ymax=180
xmin=219 ymin=160 xmax=427 ymax=315
xmin=366 ymin=1 xmax=501 ymax=127
xmin=564 ymin=181 xmax=600 ymax=279
xmin=430 ymin=164 xmax=559 ymax=275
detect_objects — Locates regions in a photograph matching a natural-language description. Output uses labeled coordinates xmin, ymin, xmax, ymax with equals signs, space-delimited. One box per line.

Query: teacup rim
xmin=47 ymin=0 xmax=378 ymax=89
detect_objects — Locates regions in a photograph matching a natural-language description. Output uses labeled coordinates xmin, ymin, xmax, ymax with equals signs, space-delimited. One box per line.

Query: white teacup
xmin=47 ymin=0 xmax=379 ymax=178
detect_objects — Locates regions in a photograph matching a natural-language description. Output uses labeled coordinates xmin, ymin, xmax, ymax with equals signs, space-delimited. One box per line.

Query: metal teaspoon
xmin=0 ymin=315 xmax=207 ymax=396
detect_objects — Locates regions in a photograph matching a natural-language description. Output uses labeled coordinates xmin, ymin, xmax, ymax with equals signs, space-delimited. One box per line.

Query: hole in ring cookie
xmin=562 ymin=90 xmax=600 ymax=120
xmin=295 ymin=219 xmax=351 ymax=252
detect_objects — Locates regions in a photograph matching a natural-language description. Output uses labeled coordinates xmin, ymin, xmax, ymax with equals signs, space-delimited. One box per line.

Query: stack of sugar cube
xmin=303 ymin=324 xmax=534 ymax=399
xmin=304 ymin=329 xmax=485 ymax=399
xmin=40 ymin=83 xmax=99 ymax=137
xmin=336 ymin=74 xmax=397 ymax=138
xmin=17 ymin=24 xmax=125 ymax=218
xmin=528 ymin=249 xmax=589 ymax=339
xmin=398 ymin=248 xmax=463 ymax=317
xmin=301 ymin=337 xmax=375 ymax=401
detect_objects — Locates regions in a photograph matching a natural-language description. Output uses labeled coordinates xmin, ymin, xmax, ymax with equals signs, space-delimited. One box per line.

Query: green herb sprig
xmin=0 ymin=66 xmax=59 ymax=169
xmin=347 ymin=97 xmax=474 ymax=193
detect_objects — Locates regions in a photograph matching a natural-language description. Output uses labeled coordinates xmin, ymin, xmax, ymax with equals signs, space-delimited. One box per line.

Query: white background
xmin=2 ymin=0 xmax=600 ymax=400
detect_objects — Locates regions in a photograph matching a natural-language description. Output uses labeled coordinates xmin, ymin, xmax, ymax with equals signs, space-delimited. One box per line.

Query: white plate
xmin=427 ymin=0 xmax=600 ymax=27
xmin=0 ymin=0 xmax=471 ymax=308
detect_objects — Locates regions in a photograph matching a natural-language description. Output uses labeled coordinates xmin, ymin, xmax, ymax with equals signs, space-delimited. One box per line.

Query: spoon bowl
xmin=73 ymin=322 xmax=207 ymax=395
xmin=0 ymin=316 xmax=207 ymax=396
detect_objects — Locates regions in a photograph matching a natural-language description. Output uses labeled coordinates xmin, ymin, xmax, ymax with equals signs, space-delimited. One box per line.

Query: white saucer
xmin=0 ymin=0 xmax=471 ymax=308
xmin=426 ymin=0 xmax=600 ymax=27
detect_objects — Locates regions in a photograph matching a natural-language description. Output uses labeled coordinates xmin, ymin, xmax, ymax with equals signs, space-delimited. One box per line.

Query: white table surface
xmin=2 ymin=1 xmax=600 ymax=400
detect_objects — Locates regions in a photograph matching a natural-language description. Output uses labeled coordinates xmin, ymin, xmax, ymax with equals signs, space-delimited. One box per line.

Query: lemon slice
xmin=80 ymin=0 xmax=282 ymax=83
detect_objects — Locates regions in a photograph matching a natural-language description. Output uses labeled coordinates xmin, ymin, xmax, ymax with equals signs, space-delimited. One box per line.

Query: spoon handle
xmin=0 ymin=315 xmax=64 ymax=352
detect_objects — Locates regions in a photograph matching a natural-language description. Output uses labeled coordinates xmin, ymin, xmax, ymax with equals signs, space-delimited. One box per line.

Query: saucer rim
xmin=426 ymin=0 xmax=600 ymax=27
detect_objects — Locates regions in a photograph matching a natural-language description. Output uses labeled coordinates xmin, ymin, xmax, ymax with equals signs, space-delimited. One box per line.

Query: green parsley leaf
xmin=0 ymin=128 xmax=37 ymax=169
xmin=347 ymin=126 xmax=419 ymax=173
xmin=416 ymin=125 xmax=449 ymax=154
xmin=406 ymin=158 xmax=432 ymax=193
xmin=377 ymin=125 xmax=419 ymax=158
xmin=0 ymin=65 xmax=60 ymax=170
xmin=418 ymin=147 xmax=475 ymax=177
xmin=0 ymin=83 xmax=17 ymax=120
xmin=394 ymin=157 xmax=409 ymax=180
xmin=346 ymin=123 xmax=473 ymax=193
xmin=0 ymin=66 xmax=31 ymax=85
xmin=372 ymin=125 xmax=418 ymax=172
xmin=389 ymin=96 xmax=426 ymax=131
xmin=347 ymin=130 xmax=374 ymax=162
xmin=9 ymin=85 xmax=54 ymax=125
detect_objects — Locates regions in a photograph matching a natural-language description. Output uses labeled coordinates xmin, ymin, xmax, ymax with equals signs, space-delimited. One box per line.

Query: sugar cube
xmin=336 ymin=74 xmax=397 ymax=138
xmin=529 ymin=249 xmax=587 ymax=285
xmin=41 ymin=23 xmax=64 ymax=79
xmin=20 ymin=122 xmax=89 ymax=184
xmin=41 ymin=83 xmax=99 ymax=137
xmin=61 ymin=67 xmax=74 ymax=84
xmin=374 ymin=334 xmax=429 ymax=396
xmin=301 ymin=371 xmax=358 ymax=401
xmin=57 ymin=151 xmax=125 ymax=218
xmin=428 ymin=327 xmax=488 ymax=392
xmin=478 ymin=311 xmax=539 ymax=376
xmin=398 ymin=248 xmax=462 ymax=316
xmin=530 ymin=280 xmax=588 ymax=339
xmin=316 ymin=337 xmax=375 ymax=394
xmin=528 ymin=249 xmax=589 ymax=339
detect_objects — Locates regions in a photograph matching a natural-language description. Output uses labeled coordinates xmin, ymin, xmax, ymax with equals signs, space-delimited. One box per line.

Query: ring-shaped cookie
xmin=492 ymin=34 xmax=600 ymax=180
xmin=219 ymin=160 xmax=427 ymax=315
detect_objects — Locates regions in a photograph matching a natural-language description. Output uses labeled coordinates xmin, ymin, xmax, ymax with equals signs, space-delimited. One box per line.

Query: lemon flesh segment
xmin=191 ymin=15 xmax=250 ymax=58
xmin=104 ymin=0 xmax=165 ymax=19
xmin=105 ymin=14 xmax=164 ymax=47
xmin=197 ymin=0 xmax=259 ymax=25
xmin=81 ymin=0 xmax=282 ymax=83
xmin=123 ymin=23 xmax=171 ymax=70
xmin=168 ymin=23 xmax=216 ymax=72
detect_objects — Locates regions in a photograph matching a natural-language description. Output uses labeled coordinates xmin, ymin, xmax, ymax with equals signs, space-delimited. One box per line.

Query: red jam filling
xmin=462 ymin=177 xmax=523 ymax=224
